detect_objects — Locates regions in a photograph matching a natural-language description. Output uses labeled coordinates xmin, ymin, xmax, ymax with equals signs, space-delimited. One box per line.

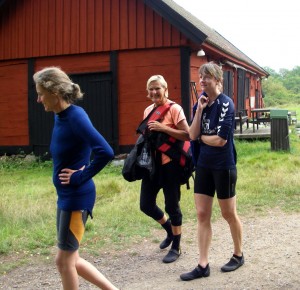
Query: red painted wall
xmin=118 ymin=48 xmax=182 ymax=145
xmin=0 ymin=60 xmax=29 ymax=145
xmin=0 ymin=0 xmax=188 ymax=60
xmin=34 ymin=53 xmax=110 ymax=74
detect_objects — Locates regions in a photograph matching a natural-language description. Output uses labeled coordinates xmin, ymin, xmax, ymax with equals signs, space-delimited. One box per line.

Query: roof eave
xmin=144 ymin=0 xmax=207 ymax=44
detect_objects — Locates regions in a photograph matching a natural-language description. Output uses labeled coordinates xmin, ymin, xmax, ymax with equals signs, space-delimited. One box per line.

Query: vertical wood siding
xmin=0 ymin=60 xmax=29 ymax=145
xmin=34 ymin=53 xmax=110 ymax=74
xmin=118 ymin=47 xmax=182 ymax=145
xmin=0 ymin=0 xmax=188 ymax=60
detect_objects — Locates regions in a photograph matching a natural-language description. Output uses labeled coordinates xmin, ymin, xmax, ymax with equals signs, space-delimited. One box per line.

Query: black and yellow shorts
xmin=56 ymin=208 xmax=89 ymax=251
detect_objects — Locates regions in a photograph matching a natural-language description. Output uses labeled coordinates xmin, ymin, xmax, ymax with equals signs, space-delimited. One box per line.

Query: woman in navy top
xmin=34 ymin=67 xmax=118 ymax=290
xmin=180 ymin=62 xmax=244 ymax=281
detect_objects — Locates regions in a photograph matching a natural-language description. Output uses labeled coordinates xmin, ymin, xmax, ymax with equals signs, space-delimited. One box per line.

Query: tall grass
xmin=1 ymin=126 xmax=300 ymax=273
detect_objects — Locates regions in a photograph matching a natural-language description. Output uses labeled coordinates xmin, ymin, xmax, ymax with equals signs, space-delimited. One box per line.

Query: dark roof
xmin=145 ymin=0 xmax=268 ymax=76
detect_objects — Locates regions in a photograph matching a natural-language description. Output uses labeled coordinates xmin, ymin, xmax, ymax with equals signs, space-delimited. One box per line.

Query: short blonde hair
xmin=33 ymin=67 xmax=83 ymax=103
xmin=146 ymin=75 xmax=168 ymax=98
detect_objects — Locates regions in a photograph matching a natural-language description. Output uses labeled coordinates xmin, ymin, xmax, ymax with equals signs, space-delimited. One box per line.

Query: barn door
xmin=30 ymin=72 xmax=114 ymax=158
xmin=70 ymin=72 xmax=114 ymax=145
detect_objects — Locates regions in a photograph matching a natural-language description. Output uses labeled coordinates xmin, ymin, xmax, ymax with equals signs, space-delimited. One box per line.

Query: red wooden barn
xmin=0 ymin=0 xmax=269 ymax=157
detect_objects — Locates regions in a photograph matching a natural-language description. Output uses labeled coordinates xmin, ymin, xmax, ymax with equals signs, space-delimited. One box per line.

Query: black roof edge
xmin=0 ymin=0 xmax=7 ymax=8
xmin=144 ymin=0 xmax=207 ymax=45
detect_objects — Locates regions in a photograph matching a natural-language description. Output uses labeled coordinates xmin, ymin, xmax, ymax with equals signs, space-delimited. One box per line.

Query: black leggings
xmin=140 ymin=161 xmax=182 ymax=226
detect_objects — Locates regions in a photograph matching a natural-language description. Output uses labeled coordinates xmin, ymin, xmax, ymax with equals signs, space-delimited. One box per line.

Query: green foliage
xmin=263 ymin=66 xmax=300 ymax=106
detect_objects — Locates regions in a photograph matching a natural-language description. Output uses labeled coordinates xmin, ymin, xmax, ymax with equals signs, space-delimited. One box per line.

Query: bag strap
xmin=136 ymin=102 xmax=175 ymax=134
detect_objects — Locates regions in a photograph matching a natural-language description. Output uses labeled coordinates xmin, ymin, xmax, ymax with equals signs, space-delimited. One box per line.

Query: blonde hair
xmin=199 ymin=62 xmax=223 ymax=90
xmin=146 ymin=75 xmax=168 ymax=98
xmin=33 ymin=67 xmax=83 ymax=103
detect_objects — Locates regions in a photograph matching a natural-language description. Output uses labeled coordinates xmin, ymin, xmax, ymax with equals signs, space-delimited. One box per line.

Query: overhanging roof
xmin=144 ymin=0 xmax=269 ymax=76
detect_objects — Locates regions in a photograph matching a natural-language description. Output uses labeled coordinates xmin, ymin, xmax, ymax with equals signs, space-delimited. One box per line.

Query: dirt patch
xmin=1 ymin=210 xmax=299 ymax=290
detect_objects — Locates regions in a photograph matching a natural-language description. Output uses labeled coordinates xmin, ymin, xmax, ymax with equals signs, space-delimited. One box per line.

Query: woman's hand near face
xmin=198 ymin=95 xmax=209 ymax=111
xmin=59 ymin=165 xmax=85 ymax=185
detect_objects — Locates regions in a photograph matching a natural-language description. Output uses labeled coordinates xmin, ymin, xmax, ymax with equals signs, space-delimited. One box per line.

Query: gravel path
xmin=1 ymin=210 xmax=299 ymax=290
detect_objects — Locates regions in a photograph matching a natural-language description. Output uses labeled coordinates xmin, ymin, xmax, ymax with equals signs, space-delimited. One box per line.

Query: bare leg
xmin=218 ymin=196 xmax=243 ymax=256
xmin=76 ymin=256 xmax=119 ymax=290
xmin=56 ymin=249 xmax=80 ymax=290
xmin=194 ymin=194 xmax=213 ymax=267
xmin=56 ymin=249 xmax=119 ymax=290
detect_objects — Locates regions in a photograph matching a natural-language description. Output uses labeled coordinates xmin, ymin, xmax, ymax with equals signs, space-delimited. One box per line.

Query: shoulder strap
xmin=136 ymin=102 xmax=175 ymax=134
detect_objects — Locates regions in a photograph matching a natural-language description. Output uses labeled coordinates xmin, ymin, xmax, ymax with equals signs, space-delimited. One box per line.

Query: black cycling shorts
xmin=56 ymin=209 xmax=88 ymax=251
xmin=194 ymin=167 xmax=237 ymax=199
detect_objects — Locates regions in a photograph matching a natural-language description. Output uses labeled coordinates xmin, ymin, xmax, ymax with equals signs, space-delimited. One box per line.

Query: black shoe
xmin=221 ymin=254 xmax=244 ymax=272
xmin=162 ymin=248 xmax=181 ymax=263
xmin=180 ymin=264 xmax=210 ymax=281
xmin=159 ymin=236 xmax=173 ymax=249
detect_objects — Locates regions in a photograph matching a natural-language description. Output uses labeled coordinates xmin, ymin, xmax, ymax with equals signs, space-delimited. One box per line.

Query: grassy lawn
xmin=1 ymin=115 xmax=299 ymax=273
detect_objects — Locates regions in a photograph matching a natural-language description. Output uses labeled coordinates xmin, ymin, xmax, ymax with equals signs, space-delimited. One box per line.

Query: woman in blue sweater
xmin=33 ymin=67 xmax=118 ymax=290
xmin=180 ymin=62 xmax=244 ymax=281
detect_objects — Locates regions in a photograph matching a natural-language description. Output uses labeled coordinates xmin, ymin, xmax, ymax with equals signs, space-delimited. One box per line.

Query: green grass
xmin=1 ymin=126 xmax=300 ymax=273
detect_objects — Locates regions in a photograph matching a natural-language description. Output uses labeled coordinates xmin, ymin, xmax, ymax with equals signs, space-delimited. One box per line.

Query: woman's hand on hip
xmin=59 ymin=165 xmax=85 ymax=185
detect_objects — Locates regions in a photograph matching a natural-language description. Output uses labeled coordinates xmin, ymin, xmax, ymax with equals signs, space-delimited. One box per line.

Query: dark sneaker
xmin=180 ymin=264 xmax=210 ymax=281
xmin=162 ymin=248 xmax=181 ymax=263
xmin=221 ymin=254 xmax=244 ymax=272
xmin=159 ymin=236 xmax=173 ymax=249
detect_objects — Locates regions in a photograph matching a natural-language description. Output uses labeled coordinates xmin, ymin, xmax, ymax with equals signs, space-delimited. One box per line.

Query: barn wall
xmin=0 ymin=60 xmax=29 ymax=146
xmin=117 ymin=47 xmax=182 ymax=145
xmin=0 ymin=0 xmax=188 ymax=60
xmin=34 ymin=53 xmax=110 ymax=74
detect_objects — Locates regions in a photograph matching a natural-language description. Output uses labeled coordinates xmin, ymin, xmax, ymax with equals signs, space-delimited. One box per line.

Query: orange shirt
xmin=143 ymin=99 xmax=186 ymax=164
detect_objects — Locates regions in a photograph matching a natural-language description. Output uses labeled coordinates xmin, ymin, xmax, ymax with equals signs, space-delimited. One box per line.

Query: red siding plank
xmin=39 ymin=0 xmax=49 ymax=56
xmin=145 ymin=5 xmax=154 ymax=48
xmin=111 ymin=0 xmax=120 ymax=50
xmin=24 ymin=0 xmax=34 ymax=57
xmin=31 ymin=0 xmax=41 ymax=56
xmin=94 ymin=0 xmax=104 ymax=51
xmin=128 ymin=0 xmax=137 ymax=49
xmin=154 ymin=13 xmax=163 ymax=47
xmin=47 ymin=0 xmax=56 ymax=55
xmin=136 ymin=0 xmax=145 ymax=48
xmin=79 ymin=0 xmax=87 ymax=53
xmin=62 ymin=0 xmax=72 ymax=54
xmin=119 ymin=0 xmax=128 ymax=50
xmin=55 ymin=0 xmax=63 ymax=54
xmin=71 ymin=0 xmax=80 ymax=53
xmin=103 ymin=0 xmax=111 ymax=51
xmin=163 ymin=20 xmax=171 ymax=47
xmin=87 ymin=0 xmax=95 ymax=51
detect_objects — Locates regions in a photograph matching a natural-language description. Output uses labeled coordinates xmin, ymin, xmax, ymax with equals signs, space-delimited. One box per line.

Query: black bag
xmin=136 ymin=140 xmax=153 ymax=172
xmin=179 ymin=146 xmax=195 ymax=189
xmin=122 ymin=135 xmax=146 ymax=182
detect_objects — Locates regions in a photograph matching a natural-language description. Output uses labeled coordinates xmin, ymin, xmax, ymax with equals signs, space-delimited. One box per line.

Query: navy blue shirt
xmin=50 ymin=105 xmax=114 ymax=212
xmin=196 ymin=93 xmax=236 ymax=170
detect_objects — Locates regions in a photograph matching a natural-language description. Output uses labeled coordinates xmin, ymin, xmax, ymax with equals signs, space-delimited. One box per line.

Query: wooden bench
xmin=235 ymin=111 xmax=249 ymax=133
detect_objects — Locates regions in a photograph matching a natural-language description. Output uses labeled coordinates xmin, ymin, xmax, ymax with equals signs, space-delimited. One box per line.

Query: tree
xmin=262 ymin=66 xmax=300 ymax=106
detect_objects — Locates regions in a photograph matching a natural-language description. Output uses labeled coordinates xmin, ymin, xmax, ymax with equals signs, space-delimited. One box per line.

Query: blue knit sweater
xmin=50 ymin=105 xmax=114 ymax=212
